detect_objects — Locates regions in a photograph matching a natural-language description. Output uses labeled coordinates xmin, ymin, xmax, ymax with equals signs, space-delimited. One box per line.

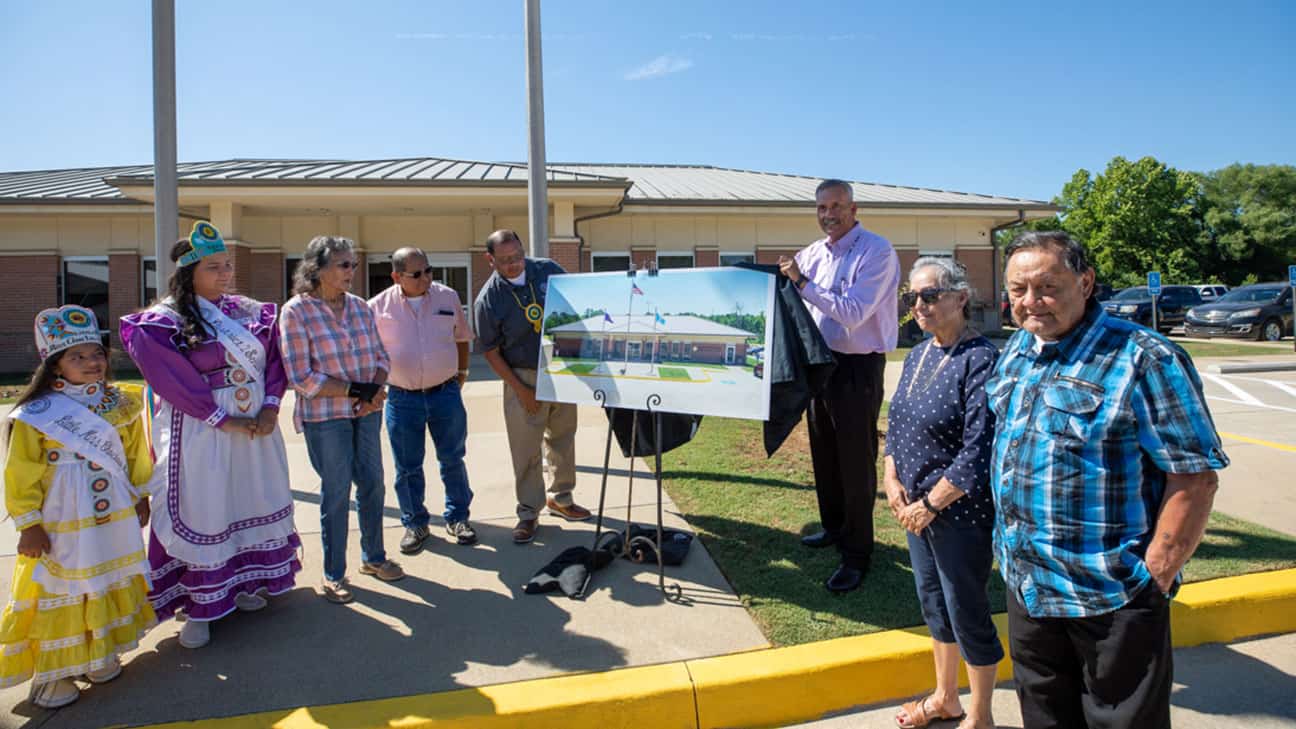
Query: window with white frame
xmin=656 ymin=252 xmax=694 ymax=269
xmin=918 ymin=249 xmax=955 ymax=260
xmin=367 ymin=254 xmax=393 ymax=299
xmin=720 ymin=252 xmax=755 ymax=266
xmin=285 ymin=256 xmax=303 ymax=299
xmin=592 ymin=253 xmax=631 ymax=273
xmin=61 ymin=257 xmax=110 ymax=333
xmin=142 ymin=257 xmax=158 ymax=305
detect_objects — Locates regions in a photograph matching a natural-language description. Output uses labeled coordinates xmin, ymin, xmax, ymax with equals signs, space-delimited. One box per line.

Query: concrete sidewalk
xmin=0 ymin=379 xmax=768 ymax=728
xmin=791 ymin=632 xmax=1296 ymax=728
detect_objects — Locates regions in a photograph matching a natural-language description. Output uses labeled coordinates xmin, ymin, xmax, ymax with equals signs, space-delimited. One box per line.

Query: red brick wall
xmin=229 ymin=245 xmax=254 ymax=299
xmin=897 ymin=249 xmax=919 ymax=281
xmin=581 ymin=249 xmax=592 ymax=273
xmin=353 ymin=251 xmax=368 ymax=298
xmin=955 ymin=248 xmax=995 ymax=305
xmin=249 ymin=251 xmax=284 ymax=304
xmin=550 ymin=239 xmax=580 ymax=274
xmin=695 ymin=249 xmax=719 ymax=267
xmin=956 ymin=247 xmax=996 ymax=328
xmin=107 ymin=253 xmax=142 ymax=368
xmin=471 ymin=251 xmax=493 ymax=318
xmin=755 ymin=249 xmax=797 ymax=265
xmin=631 ymin=249 xmax=656 ymax=270
xmin=0 ymin=255 xmax=60 ymax=373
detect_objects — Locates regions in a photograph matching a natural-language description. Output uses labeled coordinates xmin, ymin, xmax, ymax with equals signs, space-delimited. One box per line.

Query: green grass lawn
xmin=662 ymin=417 xmax=1296 ymax=647
xmin=1176 ymin=340 xmax=1295 ymax=358
xmin=657 ymin=366 xmax=690 ymax=380
xmin=554 ymin=363 xmax=598 ymax=376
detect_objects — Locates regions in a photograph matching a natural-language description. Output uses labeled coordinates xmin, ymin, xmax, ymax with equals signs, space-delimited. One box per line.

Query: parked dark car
xmin=1184 ymin=283 xmax=1294 ymax=341
xmin=1094 ymin=282 xmax=1116 ymax=302
xmin=1001 ymin=283 xmax=1117 ymax=328
xmin=1102 ymin=285 xmax=1202 ymax=333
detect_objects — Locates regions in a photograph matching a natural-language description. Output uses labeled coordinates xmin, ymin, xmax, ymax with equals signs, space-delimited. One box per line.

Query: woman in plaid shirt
xmin=280 ymin=236 xmax=404 ymax=604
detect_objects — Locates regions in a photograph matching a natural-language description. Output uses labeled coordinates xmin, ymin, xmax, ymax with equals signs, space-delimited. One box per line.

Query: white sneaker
xmin=235 ymin=591 xmax=267 ymax=612
xmin=178 ymin=619 xmax=210 ymax=649
xmin=85 ymin=654 xmax=122 ymax=684
xmin=30 ymin=678 xmax=79 ymax=708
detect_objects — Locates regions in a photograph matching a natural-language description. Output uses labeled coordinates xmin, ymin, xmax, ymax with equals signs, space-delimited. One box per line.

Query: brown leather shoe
xmin=546 ymin=499 xmax=592 ymax=521
xmin=512 ymin=518 xmax=539 ymax=543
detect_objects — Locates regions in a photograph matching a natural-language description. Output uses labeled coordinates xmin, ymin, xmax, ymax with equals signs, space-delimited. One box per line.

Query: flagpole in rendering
xmin=621 ymin=283 xmax=635 ymax=374
xmin=524 ymin=0 xmax=548 ymax=259
xmin=151 ymin=0 xmax=178 ymax=285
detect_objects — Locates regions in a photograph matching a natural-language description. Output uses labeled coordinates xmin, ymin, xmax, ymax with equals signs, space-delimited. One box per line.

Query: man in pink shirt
xmin=369 ymin=247 xmax=476 ymax=553
xmin=779 ymin=179 xmax=901 ymax=594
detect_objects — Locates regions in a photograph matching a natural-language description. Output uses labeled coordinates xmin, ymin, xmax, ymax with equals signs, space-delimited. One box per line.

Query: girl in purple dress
xmin=120 ymin=222 xmax=300 ymax=649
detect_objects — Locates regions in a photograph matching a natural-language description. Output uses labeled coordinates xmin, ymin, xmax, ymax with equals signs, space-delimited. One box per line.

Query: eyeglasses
xmin=400 ymin=266 xmax=436 ymax=279
xmin=332 ymin=260 xmax=357 ymax=270
xmin=901 ymin=288 xmax=952 ymax=308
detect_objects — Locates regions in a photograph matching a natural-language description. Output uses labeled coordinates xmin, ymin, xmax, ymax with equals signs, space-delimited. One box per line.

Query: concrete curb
xmin=141 ymin=568 xmax=1296 ymax=729
xmin=1208 ymin=361 xmax=1296 ymax=374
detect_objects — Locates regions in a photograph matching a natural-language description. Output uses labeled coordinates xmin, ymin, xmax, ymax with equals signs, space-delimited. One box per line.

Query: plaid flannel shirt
xmin=988 ymin=304 xmax=1228 ymax=618
xmin=279 ymin=292 xmax=389 ymax=432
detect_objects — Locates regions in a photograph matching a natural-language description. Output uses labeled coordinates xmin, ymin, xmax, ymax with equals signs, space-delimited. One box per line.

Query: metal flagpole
xmin=151 ymin=0 xmax=178 ymax=286
xmin=524 ymin=0 xmax=548 ymax=259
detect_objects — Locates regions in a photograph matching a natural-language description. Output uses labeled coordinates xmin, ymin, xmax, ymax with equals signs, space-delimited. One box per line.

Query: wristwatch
xmin=921 ymin=494 xmax=940 ymax=515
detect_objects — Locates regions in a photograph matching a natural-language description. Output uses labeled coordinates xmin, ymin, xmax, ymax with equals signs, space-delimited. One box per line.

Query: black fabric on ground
xmin=735 ymin=262 xmax=837 ymax=456
xmin=523 ymin=542 xmax=618 ymax=599
xmin=623 ymin=524 xmax=693 ymax=566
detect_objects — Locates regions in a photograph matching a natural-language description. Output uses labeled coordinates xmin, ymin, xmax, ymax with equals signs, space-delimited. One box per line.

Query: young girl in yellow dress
xmin=1 ymin=306 xmax=155 ymax=708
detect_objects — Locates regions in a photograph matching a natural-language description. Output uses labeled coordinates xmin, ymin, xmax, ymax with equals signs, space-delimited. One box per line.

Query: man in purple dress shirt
xmin=779 ymin=179 xmax=901 ymax=593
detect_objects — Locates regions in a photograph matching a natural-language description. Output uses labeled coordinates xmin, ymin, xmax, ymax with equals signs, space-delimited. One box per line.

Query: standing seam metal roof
xmin=0 ymin=157 xmax=1053 ymax=208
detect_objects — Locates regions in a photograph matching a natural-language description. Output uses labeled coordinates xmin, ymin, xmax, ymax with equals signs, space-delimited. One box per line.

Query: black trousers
xmin=1008 ymin=585 xmax=1173 ymax=729
xmin=805 ymin=350 xmax=885 ymax=568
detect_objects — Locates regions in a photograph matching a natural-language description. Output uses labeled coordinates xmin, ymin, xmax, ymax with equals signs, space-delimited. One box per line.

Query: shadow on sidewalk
xmin=1169 ymin=638 xmax=1296 ymax=721
xmin=8 ymin=522 xmax=634 ymax=729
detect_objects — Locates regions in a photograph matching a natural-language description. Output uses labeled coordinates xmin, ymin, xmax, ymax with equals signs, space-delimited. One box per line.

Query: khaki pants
xmin=502 ymin=368 xmax=578 ymax=520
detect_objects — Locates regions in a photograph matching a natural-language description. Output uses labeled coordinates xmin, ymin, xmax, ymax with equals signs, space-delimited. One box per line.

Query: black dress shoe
xmin=801 ymin=530 xmax=838 ymax=548
xmin=826 ymin=563 xmax=865 ymax=593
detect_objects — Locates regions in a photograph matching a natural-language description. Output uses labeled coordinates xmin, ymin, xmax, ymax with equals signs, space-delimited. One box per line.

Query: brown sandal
xmin=896 ymin=697 xmax=966 ymax=729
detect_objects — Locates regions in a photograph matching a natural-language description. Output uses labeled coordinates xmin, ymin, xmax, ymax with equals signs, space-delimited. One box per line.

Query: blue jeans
xmin=302 ymin=412 xmax=387 ymax=582
xmin=385 ymin=382 xmax=473 ymax=527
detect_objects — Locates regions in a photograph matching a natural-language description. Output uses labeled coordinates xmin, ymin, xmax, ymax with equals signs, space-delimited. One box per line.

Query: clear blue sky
xmin=548 ymin=269 xmax=771 ymax=318
xmin=2 ymin=1 xmax=1292 ymax=202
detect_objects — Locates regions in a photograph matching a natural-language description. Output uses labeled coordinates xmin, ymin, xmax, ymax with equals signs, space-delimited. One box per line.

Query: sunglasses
xmin=901 ymin=288 xmax=952 ymax=308
xmin=400 ymin=266 xmax=437 ymax=279
xmin=332 ymin=260 xmax=357 ymax=270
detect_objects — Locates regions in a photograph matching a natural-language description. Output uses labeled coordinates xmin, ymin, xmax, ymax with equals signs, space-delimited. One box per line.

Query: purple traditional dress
xmin=120 ymin=294 xmax=300 ymax=621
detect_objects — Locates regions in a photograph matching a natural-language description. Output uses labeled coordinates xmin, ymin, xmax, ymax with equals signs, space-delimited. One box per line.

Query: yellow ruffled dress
xmin=1 ymin=382 xmax=157 ymax=688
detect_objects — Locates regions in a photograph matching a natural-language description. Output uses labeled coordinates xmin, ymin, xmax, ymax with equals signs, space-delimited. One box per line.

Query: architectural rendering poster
xmin=536 ymin=267 xmax=776 ymax=420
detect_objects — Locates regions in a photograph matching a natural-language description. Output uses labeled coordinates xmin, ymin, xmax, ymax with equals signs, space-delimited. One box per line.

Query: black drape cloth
xmin=605 ymin=408 xmax=703 ymax=458
xmin=736 ymin=262 xmax=837 ymax=456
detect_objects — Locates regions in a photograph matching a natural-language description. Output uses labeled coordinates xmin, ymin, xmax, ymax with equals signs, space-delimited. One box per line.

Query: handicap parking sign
xmin=1289 ymin=264 xmax=1296 ymax=288
xmin=1147 ymin=271 xmax=1162 ymax=295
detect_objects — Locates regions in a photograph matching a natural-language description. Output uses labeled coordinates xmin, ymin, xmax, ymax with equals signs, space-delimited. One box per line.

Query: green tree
xmin=1196 ymin=163 xmax=1296 ymax=285
xmin=1054 ymin=156 xmax=1203 ymax=288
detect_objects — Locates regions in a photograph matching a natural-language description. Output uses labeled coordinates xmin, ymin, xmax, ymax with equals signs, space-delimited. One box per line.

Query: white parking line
xmin=1206 ymin=396 xmax=1296 ymax=414
xmin=1200 ymin=373 xmax=1264 ymax=406
xmin=1220 ymin=374 xmax=1296 ymax=400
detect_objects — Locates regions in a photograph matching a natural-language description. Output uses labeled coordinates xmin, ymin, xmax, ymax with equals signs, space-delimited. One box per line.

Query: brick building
xmin=550 ymin=314 xmax=752 ymax=365
xmin=0 ymin=158 xmax=1055 ymax=372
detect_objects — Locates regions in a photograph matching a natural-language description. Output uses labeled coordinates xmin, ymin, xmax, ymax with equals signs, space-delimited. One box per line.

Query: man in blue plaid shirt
xmin=989 ymin=231 xmax=1227 ymax=729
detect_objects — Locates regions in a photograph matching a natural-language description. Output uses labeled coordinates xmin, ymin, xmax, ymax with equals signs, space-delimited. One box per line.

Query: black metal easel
xmin=580 ymin=264 xmax=683 ymax=600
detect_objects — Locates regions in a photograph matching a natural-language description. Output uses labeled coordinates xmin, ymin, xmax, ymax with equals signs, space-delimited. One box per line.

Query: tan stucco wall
xmin=579 ymin=212 xmax=995 ymax=253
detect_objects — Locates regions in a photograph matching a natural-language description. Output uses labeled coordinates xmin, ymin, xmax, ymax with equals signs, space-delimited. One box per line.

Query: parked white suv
xmin=1193 ymin=284 xmax=1229 ymax=301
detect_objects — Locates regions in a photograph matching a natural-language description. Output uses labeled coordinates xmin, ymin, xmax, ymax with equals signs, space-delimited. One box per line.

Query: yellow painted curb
xmin=138 ymin=569 xmax=1296 ymax=729
xmin=139 ymin=662 xmax=696 ymax=729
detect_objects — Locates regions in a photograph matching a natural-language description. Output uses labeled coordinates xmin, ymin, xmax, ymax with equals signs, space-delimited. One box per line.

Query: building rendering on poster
xmin=535 ymin=267 xmax=776 ymax=420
